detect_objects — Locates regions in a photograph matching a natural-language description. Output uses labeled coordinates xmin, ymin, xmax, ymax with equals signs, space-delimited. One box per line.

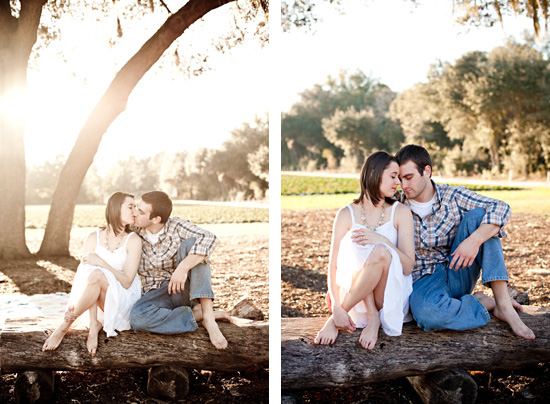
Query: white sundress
xmin=336 ymin=202 xmax=413 ymax=336
xmin=68 ymin=231 xmax=141 ymax=337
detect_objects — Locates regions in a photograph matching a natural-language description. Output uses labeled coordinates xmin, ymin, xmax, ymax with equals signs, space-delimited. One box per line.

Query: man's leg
xmin=410 ymin=263 xmax=490 ymax=331
xmin=176 ymin=238 xmax=230 ymax=349
xmin=129 ymin=282 xmax=198 ymax=334
xmin=447 ymin=208 xmax=534 ymax=338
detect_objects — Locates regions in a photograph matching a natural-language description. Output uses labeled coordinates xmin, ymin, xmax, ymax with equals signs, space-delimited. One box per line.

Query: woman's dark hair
xmin=353 ymin=151 xmax=398 ymax=206
xmin=395 ymin=144 xmax=432 ymax=177
xmin=105 ymin=192 xmax=134 ymax=236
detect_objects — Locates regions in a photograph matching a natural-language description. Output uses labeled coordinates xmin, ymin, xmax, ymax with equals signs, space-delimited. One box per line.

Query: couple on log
xmin=314 ymin=145 xmax=535 ymax=349
xmin=42 ymin=191 xmax=231 ymax=356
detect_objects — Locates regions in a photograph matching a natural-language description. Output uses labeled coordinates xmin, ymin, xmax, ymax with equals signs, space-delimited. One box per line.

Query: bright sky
xmin=279 ymin=0 xmax=537 ymax=111
xmin=23 ymin=2 xmax=269 ymax=172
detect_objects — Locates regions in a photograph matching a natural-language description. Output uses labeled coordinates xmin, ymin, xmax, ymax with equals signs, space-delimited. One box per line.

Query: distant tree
xmin=391 ymin=40 xmax=550 ymax=175
xmin=282 ymin=70 xmax=403 ymax=170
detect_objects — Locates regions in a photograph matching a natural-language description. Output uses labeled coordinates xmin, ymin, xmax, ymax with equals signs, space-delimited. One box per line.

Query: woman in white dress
xmin=42 ymin=192 xmax=142 ymax=356
xmin=314 ymin=151 xmax=415 ymax=349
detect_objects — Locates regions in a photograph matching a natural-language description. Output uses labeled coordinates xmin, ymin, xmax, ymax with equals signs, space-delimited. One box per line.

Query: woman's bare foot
xmin=87 ymin=320 xmax=103 ymax=357
xmin=202 ymin=318 xmax=228 ymax=349
xmin=493 ymin=304 xmax=535 ymax=340
xmin=193 ymin=306 xmax=233 ymax=323
xmin=314 ymin=317 xmax=339 ymax=345
xmin=359 ymin=315 xmax=380 ymax=350
xmin=42 ymin=320 xmax=71 ymax=351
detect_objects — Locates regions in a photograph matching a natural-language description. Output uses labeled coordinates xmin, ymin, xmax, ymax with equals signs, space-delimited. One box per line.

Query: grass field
xmin=25 ymin=203 xmax=268 ymax=229
xmin=282 ymin=187 xmax=550 ymax=216
xmin=281 ymin=174 xmax=521 ymax=195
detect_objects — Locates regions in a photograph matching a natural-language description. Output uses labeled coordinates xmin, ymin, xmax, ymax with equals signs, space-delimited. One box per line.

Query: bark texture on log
xmin=281 ymin=306 xmax=550 ymax=390
xmin=0 ymin=317 xmax=268 ymax=372
xmin=407 ymin=369 xmax=477 ymax=404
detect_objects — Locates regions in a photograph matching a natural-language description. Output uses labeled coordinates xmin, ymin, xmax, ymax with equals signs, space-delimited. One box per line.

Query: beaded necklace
xmin=104 ymin=228 xmax=124 ymax=252
xmin=359 ymin=202 xmax=387 ymax=231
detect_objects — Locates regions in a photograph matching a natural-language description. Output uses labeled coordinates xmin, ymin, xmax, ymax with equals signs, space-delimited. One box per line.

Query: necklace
xmin=104 ymin=228 xmax=124 ymax=252
xmin=359 ymin=202 xmax=386 ymax=231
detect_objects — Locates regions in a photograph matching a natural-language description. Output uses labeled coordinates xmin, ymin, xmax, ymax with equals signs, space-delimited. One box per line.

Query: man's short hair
xmin=395 ymin=144 xmax=432 ymax=177
xmin=141 ymin=191 xmax=173 ymax=224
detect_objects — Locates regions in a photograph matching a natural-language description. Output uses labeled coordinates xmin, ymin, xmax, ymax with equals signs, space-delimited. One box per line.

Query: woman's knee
xmin=368 ymin=245 xmax=391 ymax=267
xmin=87 ymin=270 xmax=107 ymax=286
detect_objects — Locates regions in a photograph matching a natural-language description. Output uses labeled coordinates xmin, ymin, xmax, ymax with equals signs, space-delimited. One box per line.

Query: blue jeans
xmin=410 ymin=208 xmax=509 ymax=331
xmin=129 ymin=237 xmax=215 ymax=334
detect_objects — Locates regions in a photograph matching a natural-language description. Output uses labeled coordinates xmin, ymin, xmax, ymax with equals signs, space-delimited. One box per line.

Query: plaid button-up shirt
xmin=137 ymin=217 xmax=218 ymax=294
xmin=400 ymin=181 xmax=511 ymax=282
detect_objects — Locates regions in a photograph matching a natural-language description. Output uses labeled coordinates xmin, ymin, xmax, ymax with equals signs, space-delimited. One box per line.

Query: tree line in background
xmin=27 ymin=117 xmax=268 ymax=205
xmin=282 ymin=38 xmax=550 ymax=178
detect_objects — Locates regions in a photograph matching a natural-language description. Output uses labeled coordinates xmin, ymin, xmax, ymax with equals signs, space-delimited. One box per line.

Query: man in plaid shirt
xmin=129 ymin=191 xmax=232 ymax=349
xmin=395 ymin=145 xmax=534 ymax=339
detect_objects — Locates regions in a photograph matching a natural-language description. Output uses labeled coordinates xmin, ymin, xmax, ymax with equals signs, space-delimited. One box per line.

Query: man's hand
xmin=450 ymin=236 xmax=480 ymax=271
xmin=168 ymin=266 xmax=188 ymax=295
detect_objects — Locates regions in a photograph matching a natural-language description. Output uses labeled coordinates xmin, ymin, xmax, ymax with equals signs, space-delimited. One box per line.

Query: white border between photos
xmin=268 ymin=1 xmax=282 ymax=402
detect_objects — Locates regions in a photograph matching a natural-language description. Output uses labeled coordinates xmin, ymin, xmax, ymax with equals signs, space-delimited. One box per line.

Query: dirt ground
xmin=0 ymin=233 xmax=269 ymax=403
xmin=282 ymin=209 xmax=550 ymax=403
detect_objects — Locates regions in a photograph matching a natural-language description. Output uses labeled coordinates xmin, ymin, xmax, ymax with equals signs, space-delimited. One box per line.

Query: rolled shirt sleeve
xmin=453 ymin=185 xmax=511 ymax=238
xmin=173 ymin=217 xmax=218 ymax=257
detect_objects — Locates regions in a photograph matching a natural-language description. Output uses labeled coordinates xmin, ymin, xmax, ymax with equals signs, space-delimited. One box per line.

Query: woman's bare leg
xmin=359 ymin=294 xmax=381 ymax=350
xmin=87 ymin=303 xmax=103 ymax=356
xmin=315 ymin=246 xmax=390 ymax=346
xmin=341 ymin=246 xmax=390 ymax=312
xmin=42 ymin=270 xmax=108 ymax=351
xmin=199 ymin=298 xmax=228 ymax=349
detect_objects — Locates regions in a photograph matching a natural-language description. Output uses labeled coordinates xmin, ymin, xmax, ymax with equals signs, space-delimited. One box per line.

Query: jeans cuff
xmin=481 ymin=275 xmax=509 ymax=286
xmin=191 ymin=293 xmax=215 ymax=301
xmin=471 ymin=294 xmax=491 ymax=323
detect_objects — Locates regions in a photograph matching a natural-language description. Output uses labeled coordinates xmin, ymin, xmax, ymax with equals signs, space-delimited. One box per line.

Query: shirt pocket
xmin=430 ymin=205 xmax=456 ymax=246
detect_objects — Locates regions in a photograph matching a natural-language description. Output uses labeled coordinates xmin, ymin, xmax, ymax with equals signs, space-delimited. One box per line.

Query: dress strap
xmin=123 ymin=232 xmax=135 ymax=248
xmin=96 ymin=229 xmax=100 ymax=244
xmin=347 ymin=204 xmax=356 ymax=224
xmin=390 ymin=201 xmax=399 ymax=222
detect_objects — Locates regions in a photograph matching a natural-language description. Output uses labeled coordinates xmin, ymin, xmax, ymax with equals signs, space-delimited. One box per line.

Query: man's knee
xmin=177 ymin=237 xmax=197 ymax=262
xmin=460 ymin=208 xmax=485 ymax=232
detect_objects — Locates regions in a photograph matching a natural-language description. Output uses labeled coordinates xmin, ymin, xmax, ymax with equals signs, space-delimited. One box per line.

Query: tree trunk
xmin=0 ymin=317 xmax=268 ymax=372
xmin=0 ymin=0 xmax=48 ymax=260
xmin=281 ymin=306 xmax=550 ymax=390
xmin=38 ymin=0 xmax=236 ymax=257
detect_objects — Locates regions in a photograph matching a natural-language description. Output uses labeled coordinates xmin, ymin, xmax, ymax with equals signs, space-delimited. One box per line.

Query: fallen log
xmin=407 ymin=368 xmax=477 ymax=404
xmin=281 ymin=306 xmax=550 ymax=391
xmin=0 ymin=317 xmax=268 ymax=373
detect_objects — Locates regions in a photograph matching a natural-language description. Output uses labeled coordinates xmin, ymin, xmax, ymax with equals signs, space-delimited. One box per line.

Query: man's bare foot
xmin=202 ymin=318 xmax=228 ymax=349
xmin=359 ymin=315 xmax=380 ymax=350
xmin=493 ymin=304 xmax=535 ymax=340
xmin=87 ymin=320 xmax=102 ymax=357
xmin=474 ymin=291 xmax=523 ymax=312
xmin=42 ymin=321 xmax=71 ymax=351
xmin=474 ymin=292 xmax=496 ymax=311
xmin=314 ymin=317 xmax=339 ymax=345
xmin=193 ymin=306 xmax=233 ymax=323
